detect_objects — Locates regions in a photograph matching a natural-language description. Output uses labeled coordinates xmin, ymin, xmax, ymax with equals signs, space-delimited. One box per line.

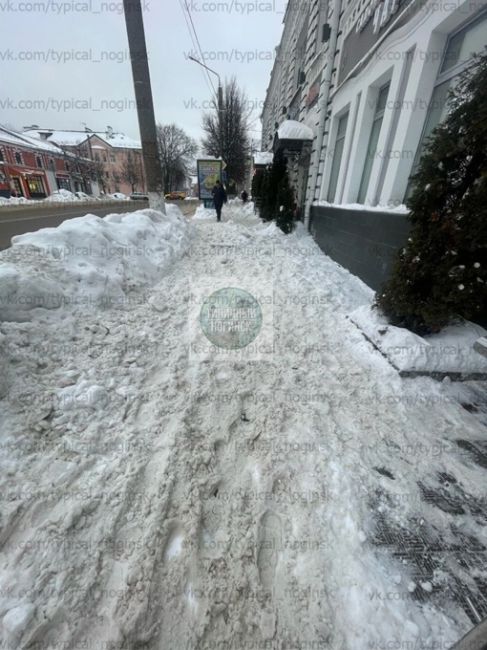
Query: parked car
xmin=130 ymin=192 xmax=149 ymax=201
xmin=164 ymin=191 xmax=186 ymax=200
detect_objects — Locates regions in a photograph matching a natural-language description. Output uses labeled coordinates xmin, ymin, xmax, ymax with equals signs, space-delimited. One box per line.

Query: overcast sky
xmin=1 ymin=1 xmax=286 ymax=149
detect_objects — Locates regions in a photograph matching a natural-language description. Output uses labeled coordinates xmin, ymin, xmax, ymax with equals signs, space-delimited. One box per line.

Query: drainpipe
xmin=304 ymin=0 xmax=343 ymax=230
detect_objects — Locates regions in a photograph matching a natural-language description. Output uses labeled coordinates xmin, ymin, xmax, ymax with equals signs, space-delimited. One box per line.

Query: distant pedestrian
xmin=241 ymin=189 xmax=249 ymax=203
xmin=212 ymin=180 xmax=227 ymax=222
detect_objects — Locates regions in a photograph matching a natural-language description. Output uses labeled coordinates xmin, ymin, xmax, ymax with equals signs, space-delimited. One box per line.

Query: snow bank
xmin=193 ymin=205 xmax=216 ymax=220
xmin=193 ymin=200 xmax=256 ymax=222
xmin=43 ymin=189 xmax=79 ymax=203
xmin=0 ymin=206 xmax=190 ymax=322
xmin=225 ymin=198 xmax=255 ymax=219
xmin=0 ymin=196 xmax=32 ymax=206
xmin=350 ymin=305 xmax=487 ymax=377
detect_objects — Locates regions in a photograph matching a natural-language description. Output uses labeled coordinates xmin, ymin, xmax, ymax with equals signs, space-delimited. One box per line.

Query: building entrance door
xmin=11 ymin=177 xmax=24 ymax=197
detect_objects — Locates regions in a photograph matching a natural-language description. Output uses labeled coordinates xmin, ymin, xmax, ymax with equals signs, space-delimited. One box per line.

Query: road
xmin=0 ymin=199 xmax=199 ymax=249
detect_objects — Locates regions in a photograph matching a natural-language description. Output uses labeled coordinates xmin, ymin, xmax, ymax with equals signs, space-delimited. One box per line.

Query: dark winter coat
xmin=212 ymin=184 xmax=227 ymax=208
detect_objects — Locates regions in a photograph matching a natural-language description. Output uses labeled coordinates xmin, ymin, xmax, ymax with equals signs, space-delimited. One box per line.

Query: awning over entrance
xmin=273 ymin=120 xmax=314 ymax=154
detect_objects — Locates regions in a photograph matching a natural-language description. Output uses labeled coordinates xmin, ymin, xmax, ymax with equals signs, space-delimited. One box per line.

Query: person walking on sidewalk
xmin=212 ymin=180 xmax=227 ymax=222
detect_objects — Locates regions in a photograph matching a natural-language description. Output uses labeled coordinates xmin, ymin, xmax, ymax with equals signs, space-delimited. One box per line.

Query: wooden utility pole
xmin=123 ymin=0 xmax=165 ymax=212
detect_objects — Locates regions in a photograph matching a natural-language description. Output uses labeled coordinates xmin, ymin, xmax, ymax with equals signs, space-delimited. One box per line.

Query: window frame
xmin=327 ymin=110 xmax=350 ymax=203
xmin=357 ymin=82 xmax=390 ymax=204
xmin=405 ymin=9 xmax=487 ymax=199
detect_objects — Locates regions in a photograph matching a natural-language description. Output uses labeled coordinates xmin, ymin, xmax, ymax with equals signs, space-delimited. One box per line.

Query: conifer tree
xmin=377 ymin=52 xmax=487 ymax=333
xmin=258 ymin=150 xmax=296 ymax=232
xmin=276 ymin=175 xmax=296 ymax=234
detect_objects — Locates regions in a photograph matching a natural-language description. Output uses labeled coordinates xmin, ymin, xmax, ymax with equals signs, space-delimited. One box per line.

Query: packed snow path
xmin=0 ymin=203 xmax=486 ymax=649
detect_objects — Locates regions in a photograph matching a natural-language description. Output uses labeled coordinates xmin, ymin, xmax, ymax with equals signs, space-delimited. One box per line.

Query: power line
xmin=179 ymin=0 xmax=216 ymax=95
xmin=182 ymin=0 xmax=217 ymax=98
xmin=178 ymin=0 xmax=215 ymax=100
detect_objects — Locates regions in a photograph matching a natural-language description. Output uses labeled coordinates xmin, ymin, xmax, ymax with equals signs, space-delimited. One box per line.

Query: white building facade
xmin=261 ymin=0 xmax=338 ymax=211
xmin=262 ymin=0 xmax=486 ymax=288
xmin=322 ymin=0 xmax=487 ymax=208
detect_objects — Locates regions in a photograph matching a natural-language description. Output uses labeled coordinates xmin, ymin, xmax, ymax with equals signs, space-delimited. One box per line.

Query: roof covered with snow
xmin=253 ymin=152 xmax=274 ymax=166
xmin=99 ymin=132 xmax=141 ymax=149
xmin=23 ymin=128 xmax=142 ymax=150
xmin=0 ymin=127 xmax=65 ymax=154
xmin=23 ymin=130 xmax=89 ymax=147
xmin=277 ymin=120 xmax=314 ymax=141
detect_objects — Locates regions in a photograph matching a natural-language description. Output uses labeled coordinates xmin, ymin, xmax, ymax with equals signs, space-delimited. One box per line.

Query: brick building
xmin=0 ymin=126 xmax=97 ymax=199
xmin=23 ymin=126 xmax=146 ymax=197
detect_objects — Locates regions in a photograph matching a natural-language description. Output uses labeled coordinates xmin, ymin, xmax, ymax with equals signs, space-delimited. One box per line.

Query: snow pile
xmin=193 ymin=204 xmax=216 ymax=220
xmin=0 ymin=201 xmax=484 ymax=649
xmin=277 ymin=120 xmax=313 ymax=141
xmin=225 ymin=198 xmax=255 ymax=219
xmin=193 ymin=200 xmax=256 ymax=222
xmin=44 ymin=189 xmax=79 ymax=203
xmin=0 ymin=196 xmax=32 ymax=207
xmin=350 ymin=304 xmax=487 ymax=377
xmin=0 ymin=206 xmax=190 ymax=322
xmin=253 ymin=151 xmax=274 ymax=166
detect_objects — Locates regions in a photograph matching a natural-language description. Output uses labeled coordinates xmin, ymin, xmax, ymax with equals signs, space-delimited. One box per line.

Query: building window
xmin=15 ymin=152 xmax=23 ymax=165
xmin=327 ymin=111 xmax=349 ymax=202
xmin=56 ymin=177 xmax=71 ymax=191
xmin=439 ymin=11 xmax=487 ymax=76
xmin=0 ymin=148 xmax=4 ymax=162
xmin=65 ymin=162 xmax=70 ymax=172
xmin=110 ymin=154 xmax=116 ymax=163
xmin=357 ymin=82 xmax=390 ymax=204
xmin=36 ymin=155 xmax=43 ymax=169
xmin=315 ymin=0 xmax=329 ymax=53
xmin=49 ymin=158 xmax=55 ymax=171
xmin=26 ymin=176 xmax=46 ymax=198
xmin=406 ymin=10 xmax=487 ymax=197
xmin=294 ymin=13 xmax=309 ymax=89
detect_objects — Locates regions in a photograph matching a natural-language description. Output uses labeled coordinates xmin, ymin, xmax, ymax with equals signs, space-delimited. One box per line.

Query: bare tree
xmin=91 ymin=159 xmax=108 ymax=194
xmin=201 ymin=77 xmax=250 ymax=191
xmin=156 ymin=124 xmax=198 ymax=193
xmin=120 ymin=150 xmax=142 ymax=192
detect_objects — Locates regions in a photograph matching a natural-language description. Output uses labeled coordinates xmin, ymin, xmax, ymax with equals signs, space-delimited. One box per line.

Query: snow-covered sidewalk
xmin=0 ymin=203 xmax=486 ymax=649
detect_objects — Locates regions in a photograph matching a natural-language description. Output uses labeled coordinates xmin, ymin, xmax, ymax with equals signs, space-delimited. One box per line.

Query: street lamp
xmin=188 ymin=55 xmax=225 ymax=164
xmin=188 ymin=55 xmax=223 ymax=113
